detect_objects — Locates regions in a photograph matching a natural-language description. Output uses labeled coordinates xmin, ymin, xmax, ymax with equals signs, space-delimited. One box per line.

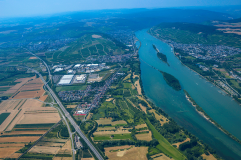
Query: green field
xmin=112 ymin=133 xmax=132 ymax=140
xmin=93 ymin=135 xmax=111 ymax=141
xmin=56 ymin=84 xmax=87 ymax=92
xmin=0 ymin=73 xmax=35 ymax=86
xmin=0 ymin=113 xmax=10 ymax=125
xmin=14 ymin=123 xmax=55 ymax=128
xmin=93 ymin=134 xmax=132 ymax=141
xmin=146 ymin=119 xmax=185 ymax=160
xmin=150 ymin=22 xmax=241 ymax=48
xmin=0 ymin=87 xmax=11 ymax=91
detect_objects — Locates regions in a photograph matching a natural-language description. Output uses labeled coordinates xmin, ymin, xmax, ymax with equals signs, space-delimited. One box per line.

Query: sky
xmin=1 ymin=0 xmax=241 ymax=18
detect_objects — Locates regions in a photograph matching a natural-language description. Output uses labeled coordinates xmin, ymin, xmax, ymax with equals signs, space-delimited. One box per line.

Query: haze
xmin=1 ymin=0 xmax=241 ymax=18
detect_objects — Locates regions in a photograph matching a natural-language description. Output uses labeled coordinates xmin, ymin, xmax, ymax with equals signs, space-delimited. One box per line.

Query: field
xmin=94 ymin=127 xmax=131 ymax=135
xmin=11 ymin=88 xmax=45 ymax=99
xmin=151 ymin=153 xmax=172 ymax=160
xmin=135 ymin=123 xmax=148 ymax=129
xmin=133 ymin=74 xmax=142 ymax=95
xmin=20 ymin=83 xmax=43 ymax=91
xmin=149 ymin=109 xmax=169 ymax=126
xmin=172 ymin=138 xmax=190 ymax=148
xmin=135 ymin=131 xmax=152 ymax=141
xmin=0 ymin=147 xmax=24 ymax=159
xmin=146 ymin=119 xmax=185 ymax=160
xmin=56 ymin=84 xmax=87 ymax=92
xmin=0 ymin=113 xmax=10 ymax=125
xmin=3 ymin=76 xmax=35 ymax=95
xmin=105 ymin=145 xmax=148 ymax=160
xmin=39 ymin=94 xmax=48 ymax=101
xmin=0 ymin=136 xmax=40 ymax=143
xmin=106 ymin=98 xmax=114 ymax=101
xmin=56 ymin=139 xmax=72 ymax=155
xmin=202 ymin=153 xmax=217 ymax=160
xmin=139 ymin=104 xmax=147 ymax=113
xmin=10 ymin=77 xmax=46 ymax=99
xmin=66 ymin=105 xmax=77 ymax=108
xmin=26 ymin=123 xmax=72 ymax=159
xmin=0 ymin=96 xmax=61 ymax=159
xmin=96 ymin=118 xmax=127 ymax=126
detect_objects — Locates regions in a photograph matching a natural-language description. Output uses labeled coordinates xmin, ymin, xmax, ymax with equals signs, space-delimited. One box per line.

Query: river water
xmin=136 ymin=29 xmax=241 ymax=160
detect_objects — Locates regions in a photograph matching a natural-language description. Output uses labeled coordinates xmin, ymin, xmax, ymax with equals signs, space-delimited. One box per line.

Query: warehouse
xmin=73 ymin=74 xmax=87 ymax=83
xmin=58 ymin=75 xmax=74 ymax=85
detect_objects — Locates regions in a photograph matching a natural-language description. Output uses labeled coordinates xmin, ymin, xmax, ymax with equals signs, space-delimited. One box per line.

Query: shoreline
xmin=148 ymin=31 xmax=239 ymax=104
xmin=184 ymin=90 xmax=241 ymax=145
xmin=146 ymin=30 xmax=241 ymax=145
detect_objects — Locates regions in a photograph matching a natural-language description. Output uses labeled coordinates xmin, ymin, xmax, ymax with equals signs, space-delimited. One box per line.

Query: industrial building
xmin=67 ymin=69 xmax=74 ymax=74
xmin=58 ymin=75 xmax=74 ymax=85
xmin=74 ymin=64 xmax=81 ymax=68
xmin=54 ymin=68 xmax=63 ymax=72
xmin=73 ymin=74 xmax=87 ymax=84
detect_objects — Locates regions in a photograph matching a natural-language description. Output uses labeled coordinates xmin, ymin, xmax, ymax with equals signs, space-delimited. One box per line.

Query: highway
xmin=24 ymin=48 xmax=129 ymax=160
xmin=23 ymin=50 xmax=104 ymax=159
xmin=45 ymin=81 xmax=104 ymax=160
xmin=29 ymin=68 xmax=104 ymax=160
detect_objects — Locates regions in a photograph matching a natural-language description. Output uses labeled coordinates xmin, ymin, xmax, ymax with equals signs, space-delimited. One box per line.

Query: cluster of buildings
xmin=27 ymin=38 xmax=76 ymax=52
xmin=106 ymin=29 xmax=135 ymax=46
xmin=58 ymin=85 xmax=91 ymax=101
xmin=73 ymin=63 xmax=109 ymax=73
xmin=196 ymin=63 xmax=209 ymax=71
xmin=230 ymin=71 xmax=241 ymax=81
xmin=164 ymin=39 xmax=241 ymax=61
xmin=58 ymin=75 xmax=74 ymax=85
xmin=53 ymin=63 xmax=109 ymax=73
xmin=73 ymin=103 xmax=92 ymax=116
xmin=215 ymin=80 xmax=238 ymax=96
xmin=52 ymin=64 xmax=73 ymax=73
xmin=57 ymin=74 xmax=87 ymax=85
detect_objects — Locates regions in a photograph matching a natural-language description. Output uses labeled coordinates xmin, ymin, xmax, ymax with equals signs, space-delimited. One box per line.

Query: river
xmin=136 ymin=29 xmax=241 ymax=160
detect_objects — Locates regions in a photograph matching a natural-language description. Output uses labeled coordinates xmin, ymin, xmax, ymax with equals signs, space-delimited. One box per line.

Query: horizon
xmin=1 ymin=0 xmax=241 ymax=18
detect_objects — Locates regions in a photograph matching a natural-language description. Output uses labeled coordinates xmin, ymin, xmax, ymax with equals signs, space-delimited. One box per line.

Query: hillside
xmin=149 ymin=22 xmax=241 ymax=48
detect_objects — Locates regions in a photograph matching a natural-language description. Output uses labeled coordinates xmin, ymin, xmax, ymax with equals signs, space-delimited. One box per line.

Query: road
xmin=24 ymin=48 xmax=130 ymax=160
xmin=18 ymin=66 xmax=76 ymax=160
xmin=28 ymin=67 xmax=104 ymax=160
xmin=22 ymin=49 xmax=104 ymax=159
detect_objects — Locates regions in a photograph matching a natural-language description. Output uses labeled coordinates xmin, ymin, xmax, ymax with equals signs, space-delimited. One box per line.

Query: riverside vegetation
xmin=79 ymin=57 xmax=222 ymax=160
xmin=184 ymin=89 xmax=241 ymax=145
xmin=153 ymin=44 xmax=170 ymax=66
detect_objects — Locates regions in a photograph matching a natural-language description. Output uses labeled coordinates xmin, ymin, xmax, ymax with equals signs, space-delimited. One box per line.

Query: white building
xmin=58 ymin=75 xmax=74 ymax=85
xmin=67 ymin=70 xmax=74 ymax=74
xmin=74 ymin=64 xmax=81 ymax=68
xmin=74 ymin=74 xmax=87 ymax=83
xmin=54 ymin=68 xmax=63 ymax=72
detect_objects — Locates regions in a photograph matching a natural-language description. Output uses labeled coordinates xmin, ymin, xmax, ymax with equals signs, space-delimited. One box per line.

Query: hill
xmin=149 ymin=22 xmax=241 ymax=48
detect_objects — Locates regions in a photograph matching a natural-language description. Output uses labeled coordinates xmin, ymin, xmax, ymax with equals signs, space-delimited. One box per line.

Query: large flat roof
xmin=58 ymin=79 xmax=71 ymax=85
xmin=62 ymin=75 xmax=74 ymax=79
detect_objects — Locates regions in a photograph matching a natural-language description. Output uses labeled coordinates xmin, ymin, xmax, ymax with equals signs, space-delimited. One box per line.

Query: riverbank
xmin=136 ymin=29 xmax=241 ymax=159
xmin=184 ymin=89 xmax=241 ymax=145
xmin=147 ymin=30 xmax=241 ymax=145
xmin=140 ymin=46 xmax=241 ymax=145
xmin=149 ymin=31 xmax=241 ymax=105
